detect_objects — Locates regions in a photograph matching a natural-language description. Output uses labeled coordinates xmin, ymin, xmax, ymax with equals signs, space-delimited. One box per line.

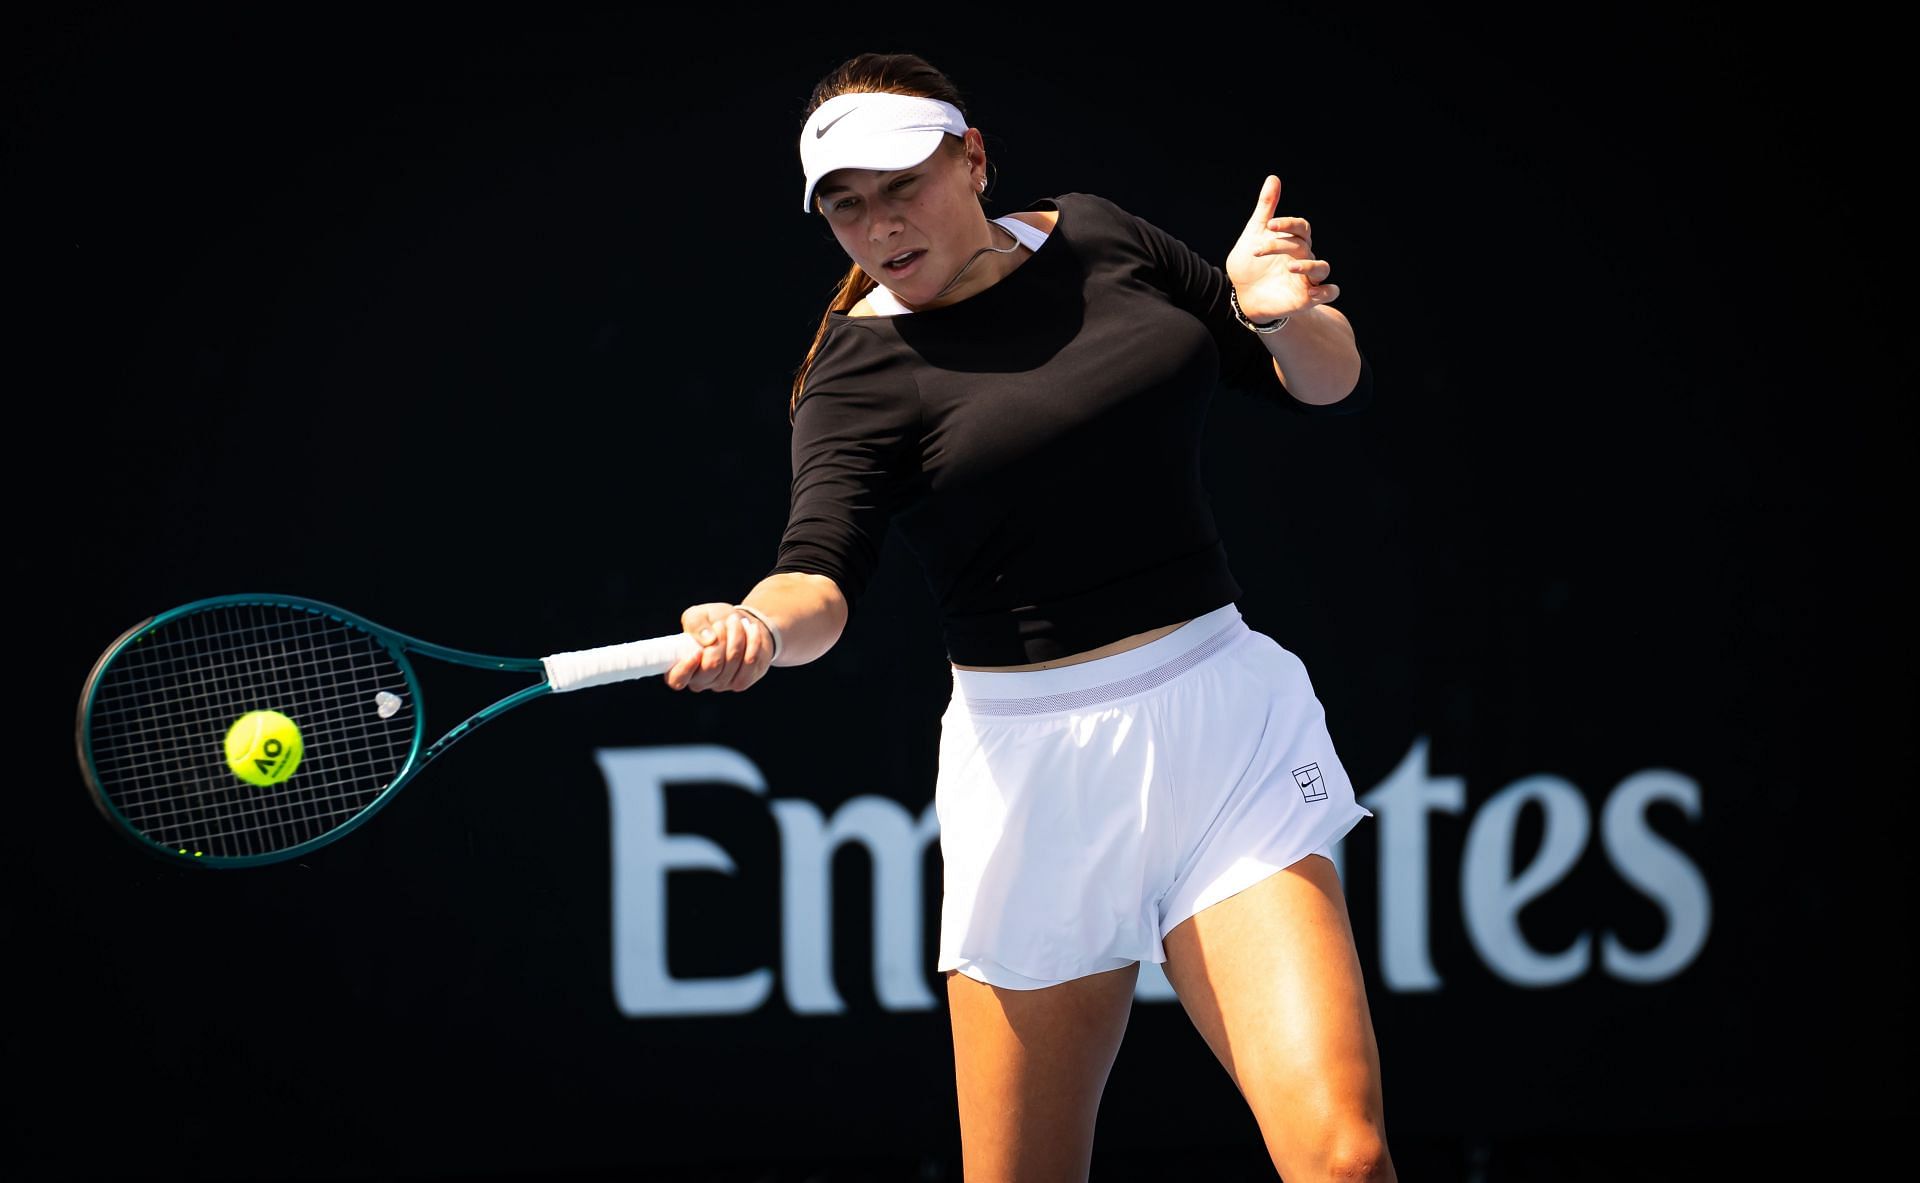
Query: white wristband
xmin=733 ymin=604 xmax=783 ymax=663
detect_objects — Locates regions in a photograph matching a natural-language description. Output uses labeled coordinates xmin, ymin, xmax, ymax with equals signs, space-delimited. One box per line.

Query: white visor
xmin=799 ymin=92 xmax=967 ymax=213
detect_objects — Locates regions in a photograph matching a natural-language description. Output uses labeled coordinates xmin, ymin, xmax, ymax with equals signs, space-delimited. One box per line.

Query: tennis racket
xmin=75 ymin=593 xmax=702 ymax=868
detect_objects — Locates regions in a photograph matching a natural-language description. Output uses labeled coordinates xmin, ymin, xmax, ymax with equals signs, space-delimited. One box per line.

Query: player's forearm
xmin=1259 ymin=305 xmax=1363 ymax=406
xmin=741 ymin=572 xmax=849 ymax=667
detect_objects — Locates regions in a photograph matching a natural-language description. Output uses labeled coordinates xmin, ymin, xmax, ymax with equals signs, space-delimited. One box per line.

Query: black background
xmin=9 ymin=6 xmax=1905 ymax=1180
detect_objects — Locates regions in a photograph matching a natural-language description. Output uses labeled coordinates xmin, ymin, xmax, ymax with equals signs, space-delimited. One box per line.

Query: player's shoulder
xmin=795 ymin=318 xmax=918 ymax=418
xmin=1042 ymin=191 xmax=1144 ymax=245
xmin=1007 ymin=190 xmax=1111 ymax=224
xmin=1051 ymin=190 xmax=1129 ymax=220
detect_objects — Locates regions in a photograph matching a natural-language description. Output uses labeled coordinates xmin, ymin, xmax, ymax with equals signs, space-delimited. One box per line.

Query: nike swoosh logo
xmin=816 ymin=108 xmax=856 ymax=137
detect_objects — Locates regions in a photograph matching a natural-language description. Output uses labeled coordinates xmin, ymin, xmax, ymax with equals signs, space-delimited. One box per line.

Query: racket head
xmin=76 ymin=594 xmax=427 ymax=868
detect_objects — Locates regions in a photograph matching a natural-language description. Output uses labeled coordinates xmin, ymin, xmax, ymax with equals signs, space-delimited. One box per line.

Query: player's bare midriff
xmin=845 ymin=210 xmax=1193 ymax=673
xmin=950 ymin=618 xmax=1195 ymax=672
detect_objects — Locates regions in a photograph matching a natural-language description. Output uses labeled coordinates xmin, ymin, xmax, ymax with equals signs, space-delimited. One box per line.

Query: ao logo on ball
xmin=223 ymin=710 xmax=304 ymax=786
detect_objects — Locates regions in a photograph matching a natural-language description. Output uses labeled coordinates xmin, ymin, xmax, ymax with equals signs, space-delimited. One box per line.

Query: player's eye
xmin=829 ymin=177 xmax=913 ymax=213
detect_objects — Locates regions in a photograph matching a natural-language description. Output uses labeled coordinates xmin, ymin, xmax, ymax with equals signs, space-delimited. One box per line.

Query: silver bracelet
xmin=1229 ymin=286 xmax=1290 ymax=334
xmin=733 ymin=603 xmax=783 ymax=663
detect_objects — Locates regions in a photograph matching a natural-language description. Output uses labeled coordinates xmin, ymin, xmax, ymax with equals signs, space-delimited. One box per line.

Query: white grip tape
xmin=542 ymin=633 xmax=703 ymax=693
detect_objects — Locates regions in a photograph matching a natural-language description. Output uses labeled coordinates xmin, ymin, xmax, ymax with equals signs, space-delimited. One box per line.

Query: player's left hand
xmin=1225 ymin=175 xmax=1340 ymax=322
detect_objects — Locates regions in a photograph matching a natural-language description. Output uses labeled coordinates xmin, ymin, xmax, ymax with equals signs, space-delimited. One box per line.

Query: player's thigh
xmin=1160 ymin=855 xmax=1391 ymax=1178
xmin=945 ymin=961 xmax=1140 ymax=1177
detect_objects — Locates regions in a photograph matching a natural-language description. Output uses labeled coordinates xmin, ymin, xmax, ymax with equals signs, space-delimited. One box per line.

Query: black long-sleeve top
xmin=769 ymin=190 xmax=1373 ymax=666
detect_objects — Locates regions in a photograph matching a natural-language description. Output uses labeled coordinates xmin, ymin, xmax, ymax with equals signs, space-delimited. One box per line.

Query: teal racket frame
xmin=76 ymin=593 xmax=559 ymax=869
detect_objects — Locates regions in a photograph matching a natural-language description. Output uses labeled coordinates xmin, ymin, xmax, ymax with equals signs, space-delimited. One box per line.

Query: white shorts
xmin=933 ymin=601 xmax=1373 ymax=990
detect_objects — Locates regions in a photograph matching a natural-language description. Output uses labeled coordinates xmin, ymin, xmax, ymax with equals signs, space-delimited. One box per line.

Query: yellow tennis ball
xmin=224 ymin=710 xmax=304 ymax=787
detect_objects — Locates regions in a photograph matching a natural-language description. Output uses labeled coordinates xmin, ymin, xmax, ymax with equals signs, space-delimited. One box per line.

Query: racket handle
xmin=543 ymin=633 xmax=703 ymax=693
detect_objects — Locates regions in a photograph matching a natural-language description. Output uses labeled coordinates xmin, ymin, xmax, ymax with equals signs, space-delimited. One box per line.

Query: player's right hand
xmin=668 ymin=602 xmax=774 ymax=693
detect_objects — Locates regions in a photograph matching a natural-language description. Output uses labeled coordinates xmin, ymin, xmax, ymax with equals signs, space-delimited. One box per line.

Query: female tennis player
xmin=667 ymin=52 xmax=1393 ymax=1182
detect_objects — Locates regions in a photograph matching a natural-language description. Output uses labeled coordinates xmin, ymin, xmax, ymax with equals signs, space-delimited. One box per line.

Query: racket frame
xmin=76 ymin=593 xmax=557 ymax=868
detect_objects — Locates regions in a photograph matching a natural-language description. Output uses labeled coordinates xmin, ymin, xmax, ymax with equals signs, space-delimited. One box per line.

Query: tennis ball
xmin=224 ymin=710 xmax=303 ymax=787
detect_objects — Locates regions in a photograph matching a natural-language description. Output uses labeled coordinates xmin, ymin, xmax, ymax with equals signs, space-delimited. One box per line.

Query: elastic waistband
xmin=949 ymin=602 xmax=1246 ymax=717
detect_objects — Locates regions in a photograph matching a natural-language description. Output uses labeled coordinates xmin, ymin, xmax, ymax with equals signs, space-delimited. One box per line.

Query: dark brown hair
xmin=789 ymin=53 xmax=986 ymax=420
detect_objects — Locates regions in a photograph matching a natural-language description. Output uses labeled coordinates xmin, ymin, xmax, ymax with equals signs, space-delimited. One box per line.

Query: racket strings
xmin=85 ymin=603 xmax=417 ymax=858
xmin=88 ymin=630 xmax=386 ymax=747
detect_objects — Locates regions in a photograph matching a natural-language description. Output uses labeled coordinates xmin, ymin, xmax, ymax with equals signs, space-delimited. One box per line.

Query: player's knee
xmin=1265 ymin=1120 xmax=1392 ymax=1182
xmin=1319 ymin=1124 xmax=1393 ymax=1181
